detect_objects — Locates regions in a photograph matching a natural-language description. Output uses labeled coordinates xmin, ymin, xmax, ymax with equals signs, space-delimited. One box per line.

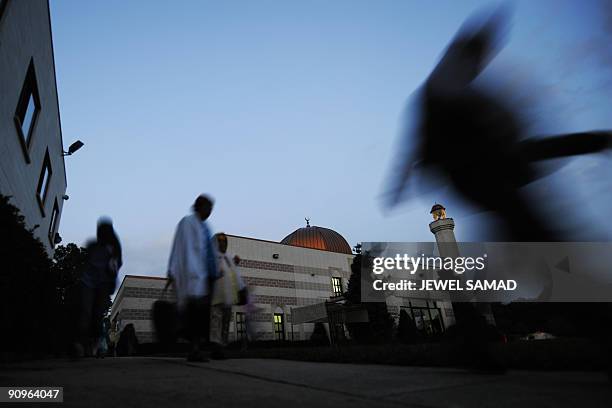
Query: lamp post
xmin=62 ymin=140 xmax=84 ymax=156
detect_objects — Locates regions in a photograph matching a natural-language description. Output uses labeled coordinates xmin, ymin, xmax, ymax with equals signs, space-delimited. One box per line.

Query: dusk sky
xmin=50 ymin=0 xmax=612 ymax=280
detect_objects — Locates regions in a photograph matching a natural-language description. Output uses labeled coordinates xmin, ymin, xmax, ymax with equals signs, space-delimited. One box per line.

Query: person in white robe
xmin=167 ymin=194 xmax=218 ymax=362
xmin=210 ymin=233 xmax=246 ymax=357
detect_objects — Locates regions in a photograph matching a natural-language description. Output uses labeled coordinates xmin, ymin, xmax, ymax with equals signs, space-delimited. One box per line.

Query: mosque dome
xmin=281 ymin=220 xmax=352 ymax=255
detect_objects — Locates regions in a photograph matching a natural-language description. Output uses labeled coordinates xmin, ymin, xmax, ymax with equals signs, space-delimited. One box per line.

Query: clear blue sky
xmin=49 ymin=0 xmax=612 ymax=279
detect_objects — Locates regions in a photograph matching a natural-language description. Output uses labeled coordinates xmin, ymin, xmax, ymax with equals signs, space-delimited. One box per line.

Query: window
xmin=331 ymin=277 xmax=343 ymax=296
xmin=235 ymin=312 xmax=247 ymax=341
xmin=273 ymin=313 xmax=285 ymax=341
xmin=14 ymin=59 xmax=41 ymax=162
xmin=36 ymin=150 xmax=52 ymax=214
xmin=48 ymin=199 xmax=59 ymax=246
xmin=404 ymin=300 xmax=445 ymax=336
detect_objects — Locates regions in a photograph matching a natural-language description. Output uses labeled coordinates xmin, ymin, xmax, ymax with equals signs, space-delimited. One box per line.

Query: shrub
xmin=0 ymin=194 xmax=52 ymax=355
xmin=345 ymin=250 xmax=394 ymax=343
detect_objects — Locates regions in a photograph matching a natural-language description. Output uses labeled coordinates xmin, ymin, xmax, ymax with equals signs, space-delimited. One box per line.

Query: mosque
xmin=110 ymin=206 xmax=458 ymax=343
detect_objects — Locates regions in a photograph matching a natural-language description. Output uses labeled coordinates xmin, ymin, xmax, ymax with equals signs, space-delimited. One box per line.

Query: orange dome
xmin=281 ymin=225 xmax=352 ymax=255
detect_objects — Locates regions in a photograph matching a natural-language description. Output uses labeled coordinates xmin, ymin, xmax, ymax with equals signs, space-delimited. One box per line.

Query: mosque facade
xmin=110 ymin=208 xmax=458 ymax=343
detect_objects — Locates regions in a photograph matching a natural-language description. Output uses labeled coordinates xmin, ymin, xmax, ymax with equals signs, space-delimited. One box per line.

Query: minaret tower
xmin=429 ymin=203 xmax=460 ymax=258
xmin=429 ymin=203 xmax=496 ymax=325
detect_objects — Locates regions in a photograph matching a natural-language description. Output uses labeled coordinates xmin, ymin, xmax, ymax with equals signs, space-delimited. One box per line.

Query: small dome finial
xmin=305 ymin=217 xmax=311 ymax=227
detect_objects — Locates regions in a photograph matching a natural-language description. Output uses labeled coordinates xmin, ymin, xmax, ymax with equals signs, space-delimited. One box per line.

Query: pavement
xmin=0 ymin=357 xmax=610 ymax=407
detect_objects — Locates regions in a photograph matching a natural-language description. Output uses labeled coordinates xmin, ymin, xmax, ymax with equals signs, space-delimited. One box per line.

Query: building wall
xmin=109 ymin=276 xmax=170 ymax=344
xmin=110 ymin=236 xmax=354 ymax=343
xmin=109 ymin=236 xmax=457 ymax=344
xmin=224 ymin=235 xmax=354 ymax=341
xmin=0 ymin=0 xmax=66 ymax=253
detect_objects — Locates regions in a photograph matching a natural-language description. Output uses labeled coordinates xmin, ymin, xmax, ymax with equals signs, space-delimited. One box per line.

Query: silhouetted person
xmin=210 ymin=232 xmax=246 ymax=359
xmin=386 ymin=10 xmax=612 ymax=241
xmin=116 ymin=323 xmax=138 ymax=357
xmin=167 ymin=195 xmax=219 ymax=362
xmin=386 ymin=9 xmax=612 ymax=374
xmin=74 ymin=218 xmax=122 ymax=358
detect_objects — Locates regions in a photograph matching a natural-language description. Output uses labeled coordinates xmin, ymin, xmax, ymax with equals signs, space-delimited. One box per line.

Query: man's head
xmin=97 ymin=217 xmax=115 ymax=245
xmin=216 ymin=233 xmax=228 ymax=253
xmin=193 ymin=194 xmax=214 ymax=220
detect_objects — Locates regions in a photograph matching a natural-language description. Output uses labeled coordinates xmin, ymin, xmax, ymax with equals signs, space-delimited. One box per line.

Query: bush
xmin=50 ymin=243 xmax=87 ymax=351
xmin=0 ymin=194 xmax=53 ymax=356
xmin=345 ymin=251 xmax=394 ymax=344
xmin=0 ymin=195 xmax=87 ymax=358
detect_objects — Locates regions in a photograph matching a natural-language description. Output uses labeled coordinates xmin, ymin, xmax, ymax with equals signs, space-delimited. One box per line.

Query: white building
xmin=0 ymin=0 xmax=67 ymax=253
xmin=111 ymin=225 xmax=354 ymax=343
xmin=110 ymin=218 xmax=457 ymax=343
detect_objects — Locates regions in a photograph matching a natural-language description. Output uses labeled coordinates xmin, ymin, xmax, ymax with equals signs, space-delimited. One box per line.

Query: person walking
xmin=210 ymin=233 xmax=246 ymax=359
xmin=74 ymin=218 xmax=122 ymax=358
xmin=167 ymin=195 xmax=219 ymax=362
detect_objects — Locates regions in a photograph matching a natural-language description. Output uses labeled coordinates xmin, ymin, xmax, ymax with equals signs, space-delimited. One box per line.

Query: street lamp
xmin=63 ymin=140 xmax=84 ymax=156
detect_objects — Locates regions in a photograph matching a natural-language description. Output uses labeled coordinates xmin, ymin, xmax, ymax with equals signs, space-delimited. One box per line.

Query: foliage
xmin=50 ymin=243 xmax=88 ymax=349
xmin=0 ymin=194 xmax=53 ymax=355
xmin=345 ymin=252 xmax=361 ymax=304
xmin=51 ymin=243 xmax=87 ymax=305
xmin=345 ymin=246 xmax=394 ymax=344
xmin=0 ymin=194 xmax=88 ymax=357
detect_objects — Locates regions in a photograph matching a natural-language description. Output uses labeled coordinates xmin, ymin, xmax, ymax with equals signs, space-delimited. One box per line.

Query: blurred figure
xmin=167 ymin=195 xmax=219 ymax=362
xmin=210 ymin=233 xmax=246 ymax=359
xmin=386 ymin=9 xmax=612 ymax=241
xmin=384 ymin=8 xmax=612 ymax=374
xmin=116 ymin=323 xmax=138 ymax=357
xmin=108 ymin=317 xmax=120 ymax=357
xmin=96 ymin=317 xmax=110 ymax=358
xmin=73 ymin=218 xmax=122 ymax=358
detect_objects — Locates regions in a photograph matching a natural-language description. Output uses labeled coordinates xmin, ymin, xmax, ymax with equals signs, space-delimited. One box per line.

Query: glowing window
xmin=273 ymin=313 xmax=285 ymax=341
xmin=331 ymin=277 xmax=343 ymax=296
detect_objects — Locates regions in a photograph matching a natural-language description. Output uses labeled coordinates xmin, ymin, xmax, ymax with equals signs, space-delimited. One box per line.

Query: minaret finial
xmin=305 ymin=217 xmax=310 ymax=227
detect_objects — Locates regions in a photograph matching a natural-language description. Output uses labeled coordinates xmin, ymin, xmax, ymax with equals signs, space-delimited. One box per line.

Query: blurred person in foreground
xmin=73 ymin=218 xmax=122 ymax=358
xmin=209 ymin=233 xmax=247 ymax=359
xmin=166 ymin=195 xmax=219 ymax=362
xmin=385 ymin=8 xmax=612 ymax=241
xmin=384 ymin=7 xmax=612 ymax=374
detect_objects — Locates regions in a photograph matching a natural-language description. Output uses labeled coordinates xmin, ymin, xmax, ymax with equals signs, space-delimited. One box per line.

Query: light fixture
xmin=63 ymin=140 xmax=84 ymax=156
xmin=272 ymin=254 xmax=279 ymax=259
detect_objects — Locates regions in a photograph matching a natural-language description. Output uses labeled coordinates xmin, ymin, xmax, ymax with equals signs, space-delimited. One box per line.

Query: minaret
xmin=428 ymin=203 xmax=496 ymax=325
xmin=429 ymin=203 xmax=460 ymax=259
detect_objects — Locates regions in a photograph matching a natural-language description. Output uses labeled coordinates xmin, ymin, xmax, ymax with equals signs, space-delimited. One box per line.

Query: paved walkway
xmin=1 ymin=357 xmax=610 ymax=407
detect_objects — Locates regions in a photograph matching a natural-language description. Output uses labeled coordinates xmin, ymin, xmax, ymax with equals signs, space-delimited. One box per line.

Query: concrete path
xmin=0 ymin=357 xmax=609 ymax=407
